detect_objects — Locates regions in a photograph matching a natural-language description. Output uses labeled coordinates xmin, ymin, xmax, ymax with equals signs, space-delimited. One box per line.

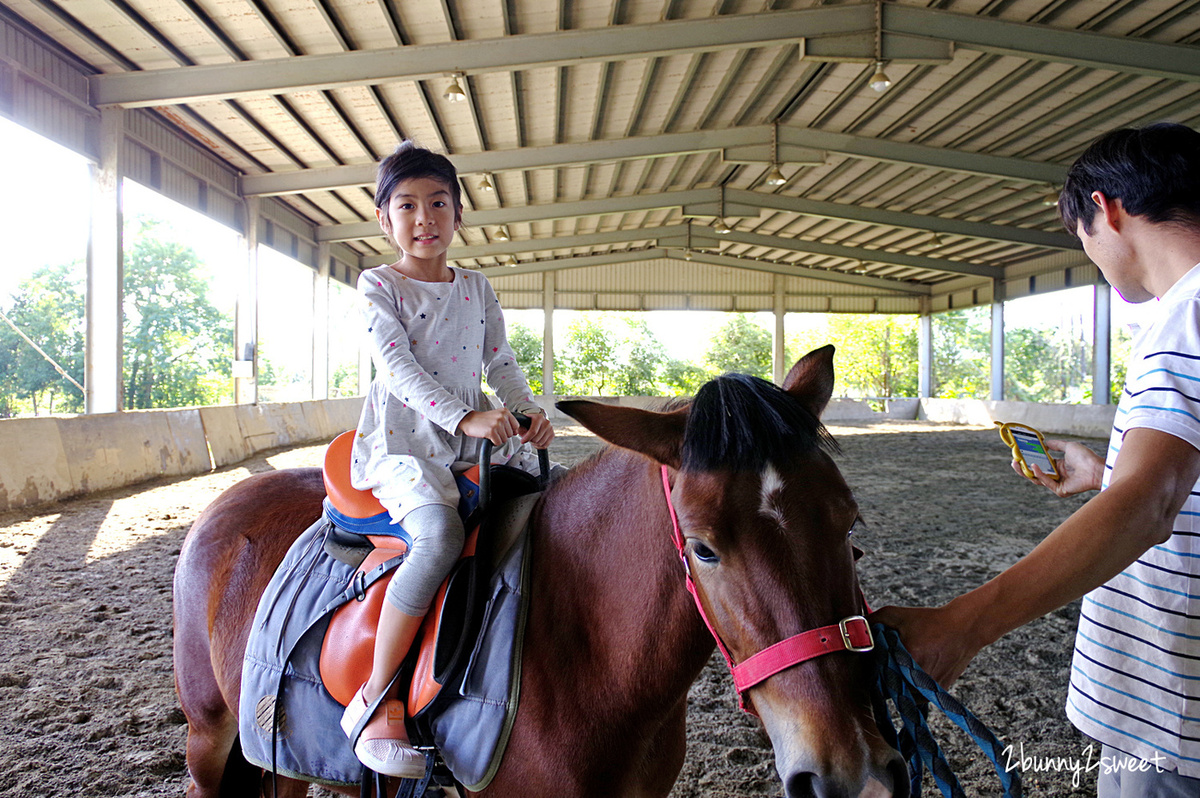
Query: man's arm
xmin=873 ymin=427 xmax=1200 ymax=687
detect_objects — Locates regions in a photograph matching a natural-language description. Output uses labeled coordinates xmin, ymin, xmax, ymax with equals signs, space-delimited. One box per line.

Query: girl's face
xmin=376 ymin=176 xmax=461 ymax=262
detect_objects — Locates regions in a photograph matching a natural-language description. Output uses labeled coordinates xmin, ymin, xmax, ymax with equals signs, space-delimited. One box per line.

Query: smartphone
xmin=996 ymin=422 xmax=1061 ymax=481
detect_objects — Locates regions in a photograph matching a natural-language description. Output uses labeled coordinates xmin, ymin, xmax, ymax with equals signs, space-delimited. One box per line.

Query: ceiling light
xmin=714 ymin=219 xmax=732 ymax=235
xmin=494 ymin=226 xmax=510 ymax=242
xmin=684 ymin=249 xmax=693 ymax=261
xmin=1042 ymin=188 xmax=1060 ymax=207
xmin=444 ymin=75 xmax=466 ymax=103
xmin=478 ymin=174 xmax=494 ymax=192
xmin=765 ymin=165 xmax=787 ymax=187
xmin=869 ymin=61 xmax=892 ymax=93
xmin=504 ymin=254 xmax=518 ymax=267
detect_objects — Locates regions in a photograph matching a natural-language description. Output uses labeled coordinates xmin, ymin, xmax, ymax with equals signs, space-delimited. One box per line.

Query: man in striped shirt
xmin=876 ymin=123 xmax=1200 ymax=797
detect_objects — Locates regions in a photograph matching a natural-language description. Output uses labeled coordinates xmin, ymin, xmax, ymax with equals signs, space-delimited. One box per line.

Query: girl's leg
xmin=342 ymin=503 xmax=465 ymax=777
xmin=365 ymin=502 xmax=465 ymax=699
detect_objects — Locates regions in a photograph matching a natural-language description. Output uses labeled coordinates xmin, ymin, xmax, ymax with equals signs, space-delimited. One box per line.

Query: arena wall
xmin=0 ymin=396 xmax=1116 ymax=514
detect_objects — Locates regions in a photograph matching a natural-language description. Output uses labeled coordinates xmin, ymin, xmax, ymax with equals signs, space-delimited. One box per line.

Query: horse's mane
xmin=681 ymin=373 xmax=837 ymax=471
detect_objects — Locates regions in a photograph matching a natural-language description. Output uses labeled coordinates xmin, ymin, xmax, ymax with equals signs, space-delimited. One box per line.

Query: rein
xmin=659 ymin=465 xmax=873 ymax=714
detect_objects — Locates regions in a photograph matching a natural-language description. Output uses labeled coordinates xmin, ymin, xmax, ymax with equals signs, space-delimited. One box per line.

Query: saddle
xmin=238 ymin=431 xmax=542 ymax=792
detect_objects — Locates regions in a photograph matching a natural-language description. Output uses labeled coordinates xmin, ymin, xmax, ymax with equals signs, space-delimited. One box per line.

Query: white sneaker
xmin=340 ymin=684 xmax=427 ymax=778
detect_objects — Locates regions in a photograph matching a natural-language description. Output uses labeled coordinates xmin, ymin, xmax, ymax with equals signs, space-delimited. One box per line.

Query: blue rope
xmin=872 ymin=623 xmax=1022 ymax=798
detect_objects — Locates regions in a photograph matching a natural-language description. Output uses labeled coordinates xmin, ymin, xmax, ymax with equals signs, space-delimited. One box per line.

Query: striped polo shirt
xmin=1066 ymin=261 xmax=1200 ymax=777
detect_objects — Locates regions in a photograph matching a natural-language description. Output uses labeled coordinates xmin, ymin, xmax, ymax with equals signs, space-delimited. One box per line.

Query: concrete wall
xmin=0 ymin=393 xmax=1116 ymax=514
xmin=0 ymin=397 xmax=364 ymax=513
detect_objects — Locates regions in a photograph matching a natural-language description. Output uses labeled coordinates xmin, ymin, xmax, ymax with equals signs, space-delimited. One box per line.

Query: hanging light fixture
xmin=444 ymin=74 xmax=466 ymax=103
xmin=504 ymin=254 xmax=518 ymax=266
xmin=870 ymin=62 xmax=893 ymax=93
xmin=1041 ymin=186 xmax=1060 ymax=207
xmin=765 ymin=122 xmax=787 ymax=186
xmin=478 ymin=174 xmax=495 ymax=192
xmin=494 ymin=226 xmax=510 ymax=242
xmin=869 ymin=2 xmax=892 ymax=93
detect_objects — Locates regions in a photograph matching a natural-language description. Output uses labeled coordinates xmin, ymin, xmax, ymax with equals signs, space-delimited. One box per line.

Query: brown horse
xmin=174 ymin=346 xmax=906 ymax=798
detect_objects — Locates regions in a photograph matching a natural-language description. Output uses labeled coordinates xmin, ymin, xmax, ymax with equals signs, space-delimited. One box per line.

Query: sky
xmin=0 ymin=115 xmax=1154 ymax=369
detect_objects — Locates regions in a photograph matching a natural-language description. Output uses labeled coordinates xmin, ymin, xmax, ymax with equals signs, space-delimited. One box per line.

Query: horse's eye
xmin=849 ymin=517 xmax=868 ymax=537
xmin=690 ymin=541 xmax=720 ymax=564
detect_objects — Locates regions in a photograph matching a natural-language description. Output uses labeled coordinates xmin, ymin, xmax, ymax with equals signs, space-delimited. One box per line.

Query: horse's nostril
xmin=785 ymin=771 xmax=817 ymax=798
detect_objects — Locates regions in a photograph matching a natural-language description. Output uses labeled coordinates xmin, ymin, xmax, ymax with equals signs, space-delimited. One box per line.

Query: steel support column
xmin=313 ymin=243 xmax=331 ymax=400
xmin=542 ymin=271 xmax=555 ymax=402
xmin=918 ymin=306 xmax=933 ymax=399
xmin=86 ymin=107 xmax=124 ymax=414
xmin=773 ymin=276 xmax=786 ymax=385
xmin=991 ymin=282 xmax=1005 ymax=401
xmin=234 ymin=197 xmax=260 ymax=404
xmin=1093 ymin=282 xmax=1112 ymax=405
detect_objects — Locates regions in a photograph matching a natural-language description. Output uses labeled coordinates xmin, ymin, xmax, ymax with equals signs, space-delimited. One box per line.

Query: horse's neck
xmin=532 ymin=450 xmax=714 ymax=708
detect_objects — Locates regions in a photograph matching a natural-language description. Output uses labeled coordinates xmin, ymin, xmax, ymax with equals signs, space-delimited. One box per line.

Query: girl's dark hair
xmin=1059 ymin=123 xmax=1200 ymax=236
xmin=375 ymin=141 xmax=463 ymax=222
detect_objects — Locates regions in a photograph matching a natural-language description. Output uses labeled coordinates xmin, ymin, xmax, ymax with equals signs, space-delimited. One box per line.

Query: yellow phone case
xmin=996 ymin=421 xmax=1060 ymax=481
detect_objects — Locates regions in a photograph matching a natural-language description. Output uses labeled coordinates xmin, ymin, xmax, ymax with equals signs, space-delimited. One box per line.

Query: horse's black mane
xmin=680 ymin=373 xmax=837 ymax=471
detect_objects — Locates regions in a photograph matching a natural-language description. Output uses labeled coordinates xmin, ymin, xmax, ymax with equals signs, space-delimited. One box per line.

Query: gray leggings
xmin=384 ymin=503 xmax=465 ymax=616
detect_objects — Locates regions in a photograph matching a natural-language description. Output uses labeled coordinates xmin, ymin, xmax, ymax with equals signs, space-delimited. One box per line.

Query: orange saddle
xmin=318 ymin=430 xmax=481 ymax=718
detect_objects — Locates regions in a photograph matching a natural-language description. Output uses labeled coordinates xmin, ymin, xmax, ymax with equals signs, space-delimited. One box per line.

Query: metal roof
xmin=3 ymin=0 xmax=1199 ymax=307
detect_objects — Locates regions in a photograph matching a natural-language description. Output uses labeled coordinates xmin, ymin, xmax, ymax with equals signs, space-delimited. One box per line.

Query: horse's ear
xmin=555 ymin=400 xmax=687 ymax=469
xmin=781 ymin=344 xmax=836 ymax=418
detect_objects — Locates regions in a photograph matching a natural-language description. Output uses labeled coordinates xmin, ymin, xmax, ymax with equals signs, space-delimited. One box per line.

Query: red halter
xmin=660 ymin=465 xmax=874 ymax=714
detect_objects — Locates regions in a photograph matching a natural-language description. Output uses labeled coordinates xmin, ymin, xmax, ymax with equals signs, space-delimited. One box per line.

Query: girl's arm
xmin=361 ymin=271 xmax=473 ymax=434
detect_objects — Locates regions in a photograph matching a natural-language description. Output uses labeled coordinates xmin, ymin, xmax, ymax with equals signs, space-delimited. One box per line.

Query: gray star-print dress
xmin=350 ymin=265 xmax=545 ymax=520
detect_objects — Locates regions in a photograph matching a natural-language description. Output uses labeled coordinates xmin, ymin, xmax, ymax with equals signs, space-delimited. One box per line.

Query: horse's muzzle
xmin=783 ymin=750 xmax=909 ymax=798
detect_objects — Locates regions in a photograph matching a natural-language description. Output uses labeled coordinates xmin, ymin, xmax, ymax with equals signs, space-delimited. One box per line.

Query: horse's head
xmin=559 ymin=345 xmax=907 ymax=798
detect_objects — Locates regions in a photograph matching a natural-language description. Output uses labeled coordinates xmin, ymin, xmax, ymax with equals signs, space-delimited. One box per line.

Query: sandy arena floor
xmin=0 ymin=419 xmax=1100 ymax=797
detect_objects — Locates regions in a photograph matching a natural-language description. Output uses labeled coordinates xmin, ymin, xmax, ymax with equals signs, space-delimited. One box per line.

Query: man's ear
xmin=1090 ymin=191 xmax=1126 ymax=233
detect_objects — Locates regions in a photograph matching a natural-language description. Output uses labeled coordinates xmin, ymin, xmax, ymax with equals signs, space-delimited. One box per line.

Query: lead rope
xmin=871 ymin=623 xmax=1022 ymax=798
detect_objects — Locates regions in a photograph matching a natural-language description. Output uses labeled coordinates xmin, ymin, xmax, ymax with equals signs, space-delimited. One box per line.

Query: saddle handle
xmin=478 ymin=412 xmax=551 ymax=511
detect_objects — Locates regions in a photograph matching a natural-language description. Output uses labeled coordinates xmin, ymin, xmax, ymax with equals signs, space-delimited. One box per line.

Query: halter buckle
xmin=839 ymin=615 xmax=874 ymax=653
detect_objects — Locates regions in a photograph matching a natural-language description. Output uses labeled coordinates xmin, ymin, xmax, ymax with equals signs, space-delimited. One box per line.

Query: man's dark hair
xmin=1058 ymin=123 xmax=1200 ymax=237
xmin=374 ymin=141 xmax=463 ymax=223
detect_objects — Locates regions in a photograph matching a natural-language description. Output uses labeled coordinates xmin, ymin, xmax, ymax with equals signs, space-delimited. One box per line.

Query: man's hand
xmin=1013 ymin=439 xmax=1104 ymax=497
xmin=870 ymin=601 xmax=985 ymax=688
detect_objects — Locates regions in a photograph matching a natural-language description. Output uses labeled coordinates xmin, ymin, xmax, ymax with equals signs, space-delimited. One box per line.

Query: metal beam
xmin=245 ymin=124 xmax=1065 ymax=197
xmin=726 ymin=189 xmax=1077 ymax=251
xmin=358 ymin=223 xmax=996 ymax=280
xmin=474 ymin=246 xmax=931 ymax=296
xmin=91 ymin=5 xmax=867 ymax=108
xmin=887 ymin=4 xmax=1200 ymax=85
xmin=319 ymin=186 xmax=1076 ymax=251
xmin=90 ymin=4 xmax=1200 ymax=111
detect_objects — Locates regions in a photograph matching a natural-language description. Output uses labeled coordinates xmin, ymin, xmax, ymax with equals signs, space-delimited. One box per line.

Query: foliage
xmin=0 ymin=262 xmax=86 ymax=417
xmin=932 ymin=308 xmax=991 ymax=399
xmin=506 ymin=322 xmax=544 ymax=394
xmin=556 ymin=314 xmax=707 ymax=397
xmin=122 ymin=218 xmax=233 ymax=409
xmin=703 ymin=314 xmax=772 ymax=380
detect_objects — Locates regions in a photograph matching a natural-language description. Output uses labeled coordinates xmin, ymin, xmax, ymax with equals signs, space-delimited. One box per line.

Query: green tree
xmin=123 ymin=218 xmax=233 ymax=409
xmin=660 ymin=358 xmax=711 ymax=396
xmin=612 ymin=318 xmax=666 ymax=396
xmin=559 ymin=317 xmax=618 ymax=395
xmin=704 ymin=314 xmax=772 ymax=379
xmin=0 ymin=262 xmax=86 ymax=416
xmin=824 ymin=314 xmax=918 ymax=397
xmin=933 ymin=308 xmax=990 ymax=398
xmin=506 ymin=322 xmax=544 ymax=394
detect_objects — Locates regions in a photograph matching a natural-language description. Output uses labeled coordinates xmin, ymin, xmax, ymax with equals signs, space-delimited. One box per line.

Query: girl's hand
xmin=458 ymin=408 xmax=521 ymax=446
xmin=1013 ymin=438 xmax=1104 ymax=497
xmin=520 ymin=412 xmax=555 ymax=450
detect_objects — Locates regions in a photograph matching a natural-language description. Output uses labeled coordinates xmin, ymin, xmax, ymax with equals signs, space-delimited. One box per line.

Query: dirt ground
xmin=0 ymin=419 xmax=1101 ymax=797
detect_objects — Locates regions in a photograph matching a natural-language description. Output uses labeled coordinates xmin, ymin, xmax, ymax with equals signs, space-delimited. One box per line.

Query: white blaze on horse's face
xmin=758 ymin=463 xmax=787 ymax=528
